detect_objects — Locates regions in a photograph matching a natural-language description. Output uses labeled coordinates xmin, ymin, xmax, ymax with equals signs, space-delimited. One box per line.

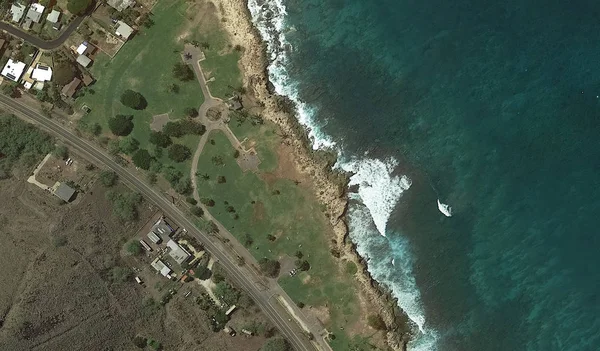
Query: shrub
xmin=148 ymin=131 xmax=172 ymax=148
xmin=200 ymin=198 xmax=215 ymax=207
xmin=54 ymin=144 xmax=68 ymax=160
xmin=367 ymin=314 xmax=387 ymax=331
xmin=174 ymin=176 xmax=192 ymax=194
xmin=132 ymin=149 xmax=152 ymax=170
xmin=217 ymin=175 xmax=226 ymax=183
xmin=184 ymin=107 xmax=198 ymax=117
xmin=168 ymin=144 xmax=192 ymax=162
xmin=67 ymin=0 xmax=92 ymax=15
xmin=261 ymin=337 xmax=291 ymax=351
xmin=99 ymin=170 xmax=118 ymax=187
xmin=120 ymin=89 xmax=147 ymax=110
xmin=233 ymin=149 xmax=240 ymax=158
xmin=190 ymin=206 xmax=203 ymax=217
xmin=133 ymin=335 xmax=147 ymax=349
xmin=126 ymin=240 xmax=142 ymax=255
xmin=186 ymin=196 xmax=197 ymax=205
xmin=259 ymin=258 xmax=280 ymax=278
xmin=295 ymin=259 xmax=310 ymax=271
xmin=119 ymin=136 xmax=139 ymax=154
xmin=173 ymin=62 xmax=194 ymax=81
xmin=108 ymin=114 xmax=134 ymax=136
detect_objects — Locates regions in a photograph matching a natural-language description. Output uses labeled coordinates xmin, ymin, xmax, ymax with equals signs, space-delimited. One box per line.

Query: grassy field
xmin=77 ymin=0 xmax=204 ymax=174
xmin=196 ymin=131 xmax=370 ymax=350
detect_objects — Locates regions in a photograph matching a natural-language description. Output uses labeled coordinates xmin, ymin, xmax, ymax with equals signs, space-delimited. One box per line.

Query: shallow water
xmin=249 ymin=0 xmax=600 ymax=350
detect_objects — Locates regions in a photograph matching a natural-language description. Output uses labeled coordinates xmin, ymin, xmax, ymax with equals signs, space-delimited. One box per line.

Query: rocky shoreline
xmin=210 ymin=0 xmax=414 ymax=348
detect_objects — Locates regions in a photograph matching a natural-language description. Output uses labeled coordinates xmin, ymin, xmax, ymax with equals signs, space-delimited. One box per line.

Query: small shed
xmin=76 ymin=55 xmax=92 ymax=67
xmin=54 ymin=182 xmax=76 ymax=202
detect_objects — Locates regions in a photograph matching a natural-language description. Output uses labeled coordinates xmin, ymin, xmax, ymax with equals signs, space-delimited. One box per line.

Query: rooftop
xmin=54 ymin=182 xmax=76 ymax=202
xmin=115 ymin=21 xmax=134 ymax=40
xmin=27 ymin=3 xmax=45 ymax=23
xmin=150 ymin=258 xmax=172 ymax=277
xmin=10 ymin=3 xmax=26 ymax=23
xmin=107 ymin=0 xmax=135 ymax=12
xmin=61 ymin=77 xmax=81 ymax=98
xmin=1 ymin=59 xmax=26 ymax=82
xmin=151 ymin=218 xmax=175 ymax=240
xmin=76 ymin=42 xmax=88 ymax=55
xmin=31 ymin=64 xmax=53 ymax=82
xmin=76 ymin=55 xmax=92 ymax=67
xmin=47 ymin=9 xmax=60 ymax=23
xmin=166 ymin=240 xmax=191 ymax=265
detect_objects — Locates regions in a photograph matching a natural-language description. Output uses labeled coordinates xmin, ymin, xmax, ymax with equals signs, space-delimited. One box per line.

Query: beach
xmin=208 ymin=0 xmax=413 ymax=348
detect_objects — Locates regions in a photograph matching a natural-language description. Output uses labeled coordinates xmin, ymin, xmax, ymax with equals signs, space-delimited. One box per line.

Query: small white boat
xmin=437 ymin=199 xmax=452 ymax=217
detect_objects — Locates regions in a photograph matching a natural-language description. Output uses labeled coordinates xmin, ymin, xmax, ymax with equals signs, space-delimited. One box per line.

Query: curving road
xmin=0 ymin=15 xmax=85 ymax=49
xmin=0 ymin=94 xmax=316 ymax=351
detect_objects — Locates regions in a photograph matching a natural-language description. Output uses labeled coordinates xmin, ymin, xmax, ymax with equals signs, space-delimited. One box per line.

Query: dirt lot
xmin=0 ymin=168 xmax=268 ymax=351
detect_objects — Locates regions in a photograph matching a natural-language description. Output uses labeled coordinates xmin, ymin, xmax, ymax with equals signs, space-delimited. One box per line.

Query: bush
xmin=119 ymin=136 xmax=139 ymax=154
xmin=110 ymin=266 xmax=132 ymax=282
xmin=132 ymin=149 xmax=153 ymax=170
xmin=215 ymin=281 xmax=240 ymax=305
xmin=233 ymin=149 xmax=240 ymax=158
xmin=120 ymin=89 xmax=147 ymax=110
xmin=190 ymin=206 xmax=203 ymax=217
xmin=163 ymin=120 xmax=205 ymax=138
xmin=193 ymin=266 xmax=212 ymax=280
xmin=217 ymin=175 xmax=226 ymax=183
xmin=173 ymin=62 xmax=194 ymax=81
xmin=367 ymin=314 xmax=387 ymax=331
xmin=261 ymin=337 xmax=291 ymax=351
xmin=259 ymin=258 xmax=280 ymax=278
xmin=99 ymin=170 xmax=118 ymax=187
xmin=148 ymin=131 xmax=172 ymax=148
xmin=186 ymin=196 xmax=197 ymax=205
xmin=106 ymin=190 xmax=143 ymax=221
xmin=67 ymin=0 xmax=92 ymax=15
xmin=54 ymin=144 xmax=68 ymax=160
xmin=200 ymin=198 xmax=215 ymax=206
xmin=168 ymin=144 xmax=192 ymax=162
xmin=184 ymin=107 xmax=198 ymax=117
xmin=108 ymin=114 xmax=134 ymax=136
xmin=126 ymin=240 xmax=142 ymax=255
xmin=162 ymin=166 xmax=183 ymax=184
xmin=174 ymin=176 xmax=192 ymax=194
xmin=295 ymin=259 xmax=310 ymax=271
xmin=133 ymin=335 xmax=147 ymax=349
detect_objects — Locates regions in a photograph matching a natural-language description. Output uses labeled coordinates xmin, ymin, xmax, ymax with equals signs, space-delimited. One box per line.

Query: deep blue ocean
xmin=249 ymin=0 xmax=600 ymax=350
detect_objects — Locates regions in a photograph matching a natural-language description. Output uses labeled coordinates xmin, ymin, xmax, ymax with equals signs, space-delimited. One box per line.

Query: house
xmin=10 ymin=3 xmax=26 ymax=23
xmin=53 ymin=182 xmax=76 ymax=202
xmin=147 ymin=231 xmax=161 ymax=244
xmin=46 ymin=9 xmax=60 ymax=24
xmin=61 ymin=77 xmax=81 ymax=98
xmin=31 ymin=64 xmax=53 ymax=82
xmin=27 ymin=3 xmax=45 ymax=23
xmin=76 ymin=42 xmax=89 ymax=55
xmin=81 ymin=73 xmax=94 ymax=86
xmin=76 ymin=54 xmax=92 ymax=67
xmin=107 ymin=0 xmax=135 ymax=12
xmin=115 ymin=21 xmax=134 ymax=40
xmin=229 ymin=98 xmax=243 ymax=111
xmin=150 ymin=258 xmax=172 ymax=277
xmin=151 ymin=218 xmax=175 ymax=239
xmin=1 ymin=59 xmax=26 ymax=82
xmin=166 ymin=240 xmax=190 ymax=265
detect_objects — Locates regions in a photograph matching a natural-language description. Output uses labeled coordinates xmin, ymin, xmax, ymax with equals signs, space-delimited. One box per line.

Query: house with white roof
xmin=31 ymin=64 xmax=53 ymax=82
xmin=151 ymin=258 xmax=172 ymax=278
xmin=115 ymin=21 xmax=134 ymax=40
xmin=27 ymin=3 xmax=45 ymax=23
xmin=46 ymin=9 xmax=60 ymax=23
xmin=107 ymin=0 xmax=135 ymax=12
xmin=1 ymin=59 xmax=26 ymax=82
xmin=10 ymin=3 xmax=26 ymax=23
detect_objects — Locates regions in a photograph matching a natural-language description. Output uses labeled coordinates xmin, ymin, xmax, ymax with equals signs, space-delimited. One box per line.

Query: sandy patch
xmin=150 ymin=113 xmax=171 ymax=131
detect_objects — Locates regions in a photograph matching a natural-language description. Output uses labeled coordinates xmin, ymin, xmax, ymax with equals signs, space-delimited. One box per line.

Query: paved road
xmin=0 ymin=15 xmax=85 ymax=49
xmin=0 ymin=94 xmax=316 ymax=351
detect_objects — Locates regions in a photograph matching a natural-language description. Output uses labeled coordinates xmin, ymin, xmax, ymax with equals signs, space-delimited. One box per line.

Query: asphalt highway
xmin=0 ymin=94 xmax=316 ymax=351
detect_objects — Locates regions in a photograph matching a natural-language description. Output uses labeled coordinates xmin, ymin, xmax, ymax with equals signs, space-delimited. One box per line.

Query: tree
xmin=119 ymin=136 xmax=139 ymax=154
xmin=106 ymin=191 xmax=143 ymax=221
xmin=120 ymin=89 xmax=147 ymax=110
xmin=53 ymin=63 xmax=76 ymax=86
xmin=126 ymin=240 xmax=142 ymax=255
xmin=132 ymin=149 xmax=152 ymax=170
xmin=108 ymin=114 xmax=134 ymax=136
xmin=259 ymin=258 xmax=280 ymax=278
xmin=108 ymin=140 xmax=121 ymax=155
xmin=295 ymin=260 xmax=310 ymax=271
xmin=1 ymin=83 xmax=18 ymax=98
xmin=67 ymin=0 xmax=92 ymax=15
xmin=133 ymin=335 xmax=147 ymax=349
xmin=174 ymin=176 xmax=192 ymax=194
xmin=190 ymin=206 xmax=203 ymax=217
xmin=261 ymin=337 xmax=291 ymax=351
xmin=99 ymin=170 xmax=118 ymax=187
xmin=173 ymin=62 xmax=194 ymax=81
xmin=162 ymin=121 xmax=184 ymax=137
xmin=162 ymin=166 xmax=183 ymax=184
xmin=214 ymin=281 xmax=240 ymax=305
xmin=217 ymin=176 xmax=226 ymax=184
xmin=184 ymin=107 xmax=198 ymax=117
xmin=243 ymin=234 xmax=253 ymax=247
xmin=367 ymin=314 xmax=387 ymax=331
xmin=54 ymin=145 xmax=68 ymax=160
xmin=148 ymin=131 xmax=172 ymax=148
xmin=200 ymin=198 xmax=215 ymax=207
xmin=167 ymin=83 xmax=179 ymax=93
xmin=295 ymin=251 xmax=303 ymax=259
xmin=186 ymin=196 xmax=197 ymax=205
xmin=167 ymin=144 xmax=191 ymax=162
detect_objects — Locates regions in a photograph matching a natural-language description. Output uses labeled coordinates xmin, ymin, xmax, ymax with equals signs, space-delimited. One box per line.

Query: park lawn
xmin=228 ymin=115 xmax=279 ymax=172
xmin=196 ymin=131 xmax=365 ymax=349
xmin=77 ymin=0 xmax=204 ymax=172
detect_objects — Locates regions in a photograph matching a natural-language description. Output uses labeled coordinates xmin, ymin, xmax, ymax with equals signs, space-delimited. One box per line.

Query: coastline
xmin=210 ymin=0 xmax=414 ymax=348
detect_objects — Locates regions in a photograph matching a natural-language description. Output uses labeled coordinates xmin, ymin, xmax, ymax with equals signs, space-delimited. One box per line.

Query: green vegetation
xmin=261 ymin=337 xmax=291 ymax=351
xmin=108 ymin=115 xmax=134 ymax=136
xmin=367 ymin=314 xmax=387 ymax=331
xmin=259 ymin=258 xmax=280 ymax=278
xmin=120 ymin=89 xmax=148 ymax=110
xmin=167 ymin=143 xmax=192 ymax=162
xmin=54 ymin=144 xmax=68 ymax=160
xmin=185 ymin=196 xmax=197 ymax=205
xmin=190 ymin=206 xmax=203 ymax=217
xmin=147 ymin=338 xmax=162 ymax=351
xmin=345 ymin=261 xmax=358 ymax=275
xmin=109 ymin=266 xmax=132 ymax=283
xmin=172 ymin=62 xmax=194 ymax=82
xmin=99 ymin=170 xmax=118 ymax=187
xmin=184 ymin=107 xmax=198 ymax=117
xmin=106 ymin=190 xmax=143 ymax=221
xmin=214 ymin=281 xmax=240 ymax=305
xmin=67 ymin=0 xmax=92 ymax=15
xmin=119 ymin=136 xmax=140 ymax=154
xmin=149 ymin=131 xmax=172 ymax=148
xmin=133 ymin=335 xmax=147 ymax=349
xmin=126 ymin=240 xmax=142 ymax=255
xmin=132 ymin=149 xmax=153 ymax=170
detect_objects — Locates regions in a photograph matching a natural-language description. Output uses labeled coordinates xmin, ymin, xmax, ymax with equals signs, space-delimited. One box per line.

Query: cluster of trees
xmin=214 ymin=281 xmax=240 ymax=305
xmin=106 ymin=190 xmax=143 ymax=221
xmin=162 ymin=166 xmax=192 ymax=194
xmin=108 ymin=114 xmax=134 ymax=136
xmin=99 ymin=170 xmax=118 ymax=187
xmin=261 ymin=337 xmax=291 ymax=351
xmin=259 ymin=258 xmax=281 ymax=278
xmin=173 ymin=63 xmax=194 ymax=81
xmin=67 ymin=0 xmax=93 ymax=15
xmin=163 ymin=119 xmax=206 ymax=138
xmin=167 ymin=144 xmax=192 ymax=162
xmin=120 ymin=90 xmax=148 ymax=110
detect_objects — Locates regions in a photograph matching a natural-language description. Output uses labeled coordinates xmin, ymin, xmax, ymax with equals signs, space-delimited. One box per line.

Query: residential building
xmin=76 ymin=42 xmax=89 ymax=55
xmin=150 ymin=258 xmax=172 ymax=277
xmin=76 ymin=55 xmax=92 ymax=67
xmin=107 ymin=0 xmax=135 ymax=12
xmin=27 ymin=3 xmax=45 ymax=23
xmin=1 ymin=59 xmax=26 ymax=82
xmin=147 ymin=231 xmax=161 ymax=244
xmin=31 ymin=64 xmax=53 ymax=82
xmin=10 ymin=3 xmax=26 ymax=23
xmin=115 ymin=21 xmax=134 ymax=40
xmin=82 ymin=73 xmax=94 ymax=86
xmin=166 ymin=240 xmax=190 ymax=265
xmin=151 ymin=218 xmax=175 ymax=239
xmin=53 ymin=182 xmax=76 ymax=202
xmin=61 ymin=77 xmax=81 ymax=98
xmin=46 ymin=9 xmax=60 ymax=23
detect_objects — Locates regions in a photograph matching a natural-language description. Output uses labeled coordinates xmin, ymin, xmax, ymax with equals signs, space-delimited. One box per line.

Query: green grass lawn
xmin=228 ymin=114 xmax=279 ymax=172
xmin=77 ymin=0 xmax=205 ymax=174
xmin=196 ymin=131 xmax=368 ymax=350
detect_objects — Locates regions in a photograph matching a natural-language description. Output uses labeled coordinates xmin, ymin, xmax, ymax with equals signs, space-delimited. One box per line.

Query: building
xmin=61 ymin=77 xmax=81 ymax=98
xmin=76 ymin=42 xmax=90 ymax=55
xmin=115 ymin=21 xmax=134 ymax=40
xmin=53 ymin=182 xmax=76 ymax=202
xmin=46 ymin=9 xmax=60 ymax=23
xmin=27 ymin=3 xmax=45 ymax=23
xmin=147 ymin=231 xmax=162 ymax=244
xmin=31 ymin=64 xmax=53 ymax=82
xmin=76 ymin=55 xmax=92 ymax=67
xmin=151 ymin=218 xmax=175 ymax=238
xmin=1 ymin=59 xmax=26 ymax=82
xmin=107 ymin=0 xmax=135 ymax=12
xmin=166 ymin=240 xmax=190 ymax=265
xmin=10 ymin=3 xmax=26 ymax=22
xmin=82 ymin=73 xmax=94 ymax=86
xmin=150 ymin=258 xmax=172 ymax=277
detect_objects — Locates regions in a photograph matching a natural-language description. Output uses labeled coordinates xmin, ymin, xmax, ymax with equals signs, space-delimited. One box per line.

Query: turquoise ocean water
xmin=248 ymin=0 xmax=600 ymax=350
